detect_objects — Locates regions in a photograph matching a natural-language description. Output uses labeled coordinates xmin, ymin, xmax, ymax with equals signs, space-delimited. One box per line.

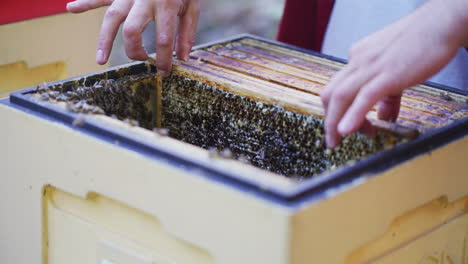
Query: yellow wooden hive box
xmin=1 ymin=35 xmax=467 ymax=264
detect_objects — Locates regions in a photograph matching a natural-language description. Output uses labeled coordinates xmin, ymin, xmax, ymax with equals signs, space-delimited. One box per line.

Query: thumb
xmin=377 ymin=93 xmax=402 ymax=122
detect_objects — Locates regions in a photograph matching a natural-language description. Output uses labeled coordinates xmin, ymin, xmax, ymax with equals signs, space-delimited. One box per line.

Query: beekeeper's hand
xmin=67 ymin=0 xmax=200 ymax=77
xmin=320 ymin=0 xmax=468 ymax=148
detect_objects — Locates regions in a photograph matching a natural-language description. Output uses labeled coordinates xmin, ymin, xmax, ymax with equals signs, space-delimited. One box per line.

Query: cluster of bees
xmin=30 ymin=75 xmax=154 ymax=129
xmin=30 ymin=71 xmax=403 ymax=179
xmin=162 ymin=75 xmax=402 ymax=179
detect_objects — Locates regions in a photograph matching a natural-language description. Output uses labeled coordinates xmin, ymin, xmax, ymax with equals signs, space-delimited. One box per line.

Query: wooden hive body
xmin=3 ymin=35 xmax=468 ymax=264
xmin=23 ymin=36 xmax=468 ymax=180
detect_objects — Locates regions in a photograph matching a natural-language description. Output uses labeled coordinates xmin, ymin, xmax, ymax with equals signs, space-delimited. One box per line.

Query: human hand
xmin=66 ymin=0 xmax=200 ymax=77
xmin=320 ymin=0 xmax=468 ymax=148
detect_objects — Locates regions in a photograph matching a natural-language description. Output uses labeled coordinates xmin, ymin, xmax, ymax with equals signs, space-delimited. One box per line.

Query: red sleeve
xmin=276 ymin=0 xmax=335 ymax=52
xmin=0 ymin=0 xmax=70 ymax=25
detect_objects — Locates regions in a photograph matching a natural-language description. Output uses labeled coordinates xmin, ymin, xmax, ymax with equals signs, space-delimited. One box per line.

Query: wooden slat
xmin=398 ymin=108 xmax=448 ymax=127
xmin=190 ymin=50 xmax=324 ymax=95
xmin=400 ymin=97 xmax=454 ymax=117
xmin=207 ymin=45 xmax=330 ymax=84
xmin=396 ymin=119 xmax=431 ymax=133
xmin=229 ymin=44 xmax=338 ymax=78
xmin=366 ymin=112 xmax=427 ymax=133
xmin=402 ymin=89 xmax=468 ymax=112
xmin=239 ymin=38 xmax=345 ymax=69
xmin=414 ymin=84 xmax=468 ymax=104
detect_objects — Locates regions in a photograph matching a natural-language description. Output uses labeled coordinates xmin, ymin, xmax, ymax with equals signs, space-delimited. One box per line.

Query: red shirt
xmin=277 ymin=0 xmax=335 ymax=52
xmin=0 ymin=0 xmax=69 ymax=25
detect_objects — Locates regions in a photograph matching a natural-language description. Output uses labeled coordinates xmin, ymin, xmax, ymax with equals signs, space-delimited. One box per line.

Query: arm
xmin=320 ymin=0 xmax=468 ymax=148
xmin=66 ymin=0 xmax=201 ymax=77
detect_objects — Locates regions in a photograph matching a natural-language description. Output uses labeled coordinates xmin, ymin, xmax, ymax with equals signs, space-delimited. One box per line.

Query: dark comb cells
xmin=29 ymin=72 xmax=402 ymax=180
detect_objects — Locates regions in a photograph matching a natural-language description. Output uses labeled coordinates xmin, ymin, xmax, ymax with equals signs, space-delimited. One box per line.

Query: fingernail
xmin=338 ymin=119 xmax=350 ymax=136
xmin=96 ymin=49 xmax=105 ymax=64
xmin=67 ymin=2 xmax=76 ymax=9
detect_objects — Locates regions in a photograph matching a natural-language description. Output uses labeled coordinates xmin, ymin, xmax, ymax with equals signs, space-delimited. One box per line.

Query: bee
xmin=65 ymin=102 xmax=77 ymax=112
xmin=91 ymin=106 xmax=105 ymax=115
xmin=314 ymin=139 xmax=322 ymax=148
xmin=220 ymin=148 xmax=233 ymax=159
xmin=440 ymin=91 xmax=452 ymax=101
xmin=237 ymin=155 xmax=250 ymax=164
xmin=37 ymin=82 xmax=48 ymax=92
xmin=208 ymin=147 xmax=220 ymax=159
xmin=40 ymin=93 xmax=50 ymax=101
xmin=55 ymin=94 xmax=68 ymax=102
xmin=72 ymin=117 xmax=85 ymax=127
xmin=130 ymin=119 xmax=140 ymax=127
xmin=152 ymin=127 xmax=169 ymax=136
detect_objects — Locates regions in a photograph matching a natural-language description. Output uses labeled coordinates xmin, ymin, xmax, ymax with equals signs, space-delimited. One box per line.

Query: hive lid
xmin=8 ymin=34 xmax=468 ymax=205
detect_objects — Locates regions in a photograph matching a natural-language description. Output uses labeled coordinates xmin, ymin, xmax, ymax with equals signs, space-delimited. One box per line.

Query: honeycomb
xmin=29 ymin=71 xmax=401 ymax=179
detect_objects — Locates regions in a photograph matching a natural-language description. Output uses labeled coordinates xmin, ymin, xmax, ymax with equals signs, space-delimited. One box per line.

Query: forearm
xmin=447 ymin=0 xmax=468 ymax=46
xmin=425 ymin=0 xmax=468 ymax=47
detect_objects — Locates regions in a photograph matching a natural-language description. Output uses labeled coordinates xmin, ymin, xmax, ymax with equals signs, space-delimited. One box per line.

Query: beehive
xmin=21 ymin=37 xmax=467 ymax=180
xmin=2 ymin=35 xmax=468 ymax=264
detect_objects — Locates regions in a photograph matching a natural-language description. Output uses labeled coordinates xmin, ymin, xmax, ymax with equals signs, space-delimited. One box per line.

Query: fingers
xmin=67 ymin=0 xmax=113 ymax=13
xmin=358 ymin=119 xmax=376 ymax=138
xmin=175 ymin=0 xmax=200 ymax=61
xmin=323 ymin=72 xmax=400 ymax=148
xmin=323 ymin=88 xmax=354 ymax=148
xmin=320 ymin=65 xmax=354 ymax=112
xmin=96 ymin=0 xmax=132 ymax=64
xmin=71 ymin=0 xmax=198 ymax=73
xmin=319 ymin=0 xmax=465 ymax=149
xmin=122 ymin=0 xmax=152 ymax=61
xmin=337 ymin=74 xmax=394 ymax=136
xmin=321 ymin=65 xmax=375 ymax=148
xmin=377 ymin=93 xmax=402 ymax=121
xmin=154 ymin=2 xmax=179 ymax=77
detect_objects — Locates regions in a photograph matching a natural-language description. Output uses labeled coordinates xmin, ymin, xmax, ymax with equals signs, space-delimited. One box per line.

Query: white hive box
xmin=1 ymin=35 xmax=468 ymax=264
